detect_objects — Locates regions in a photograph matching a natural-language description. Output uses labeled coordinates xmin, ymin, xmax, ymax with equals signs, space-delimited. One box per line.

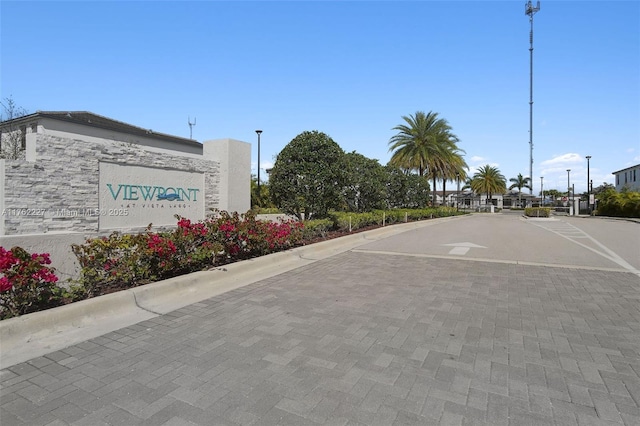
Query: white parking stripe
xmin=527 ymin=219 xmax=640 ymax=277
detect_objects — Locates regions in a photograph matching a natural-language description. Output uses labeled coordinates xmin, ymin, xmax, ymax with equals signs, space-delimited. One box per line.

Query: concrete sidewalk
xmin=1 ymin=215 xmax=639 ymax=425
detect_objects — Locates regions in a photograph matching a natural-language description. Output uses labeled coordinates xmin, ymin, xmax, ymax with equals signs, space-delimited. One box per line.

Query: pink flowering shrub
xmin=203 ymin=210 xmax=304 ymax=259
xmin=72 ymin=211 xmax=304 ymax=298
xmin=0 ymin=246 xmax=62 ymax=319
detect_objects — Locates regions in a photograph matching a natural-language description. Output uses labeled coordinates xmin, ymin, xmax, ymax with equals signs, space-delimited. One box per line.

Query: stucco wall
xmin=203 ymin=138 xmax=251 ymax=214
xmin=0 ymin=232 xmax=86 ymax=282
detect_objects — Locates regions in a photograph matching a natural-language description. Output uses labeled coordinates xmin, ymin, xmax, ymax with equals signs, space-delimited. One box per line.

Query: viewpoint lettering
xmin=106 ymin=184 xmax=200 ymax=202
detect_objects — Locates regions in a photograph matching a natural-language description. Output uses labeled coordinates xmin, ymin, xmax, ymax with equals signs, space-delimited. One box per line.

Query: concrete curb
xmin=0 ymin=215 xmax=464 ymax=368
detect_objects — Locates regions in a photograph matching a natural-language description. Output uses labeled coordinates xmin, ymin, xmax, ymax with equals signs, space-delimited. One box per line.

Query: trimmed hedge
xmin=524 ymin=207 xmax=551 ymax=218
xmin=311 ymin=207 xmax=463 ymax=234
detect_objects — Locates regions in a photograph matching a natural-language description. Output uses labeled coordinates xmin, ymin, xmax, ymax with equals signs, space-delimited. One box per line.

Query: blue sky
xmin=1 ymin=1 xmax=638 ymax=194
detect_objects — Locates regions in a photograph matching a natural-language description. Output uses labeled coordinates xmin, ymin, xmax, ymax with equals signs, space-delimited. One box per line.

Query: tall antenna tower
xmin=188 ymin=116 xmax=196 ymax=140
xmin=525 ymin=0 xmax=540 ymax=195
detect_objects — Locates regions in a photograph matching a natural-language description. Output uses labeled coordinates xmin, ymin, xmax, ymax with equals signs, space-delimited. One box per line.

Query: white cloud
xmin=540 ymin=153 xmax=583 ymax=167
xmin=470 ymin=156 xmax=485 ymax=163
xmin=467 ymin=166 xmax=479 ymax=176
xmin=466 ymin=162 xmax=501 ymax=178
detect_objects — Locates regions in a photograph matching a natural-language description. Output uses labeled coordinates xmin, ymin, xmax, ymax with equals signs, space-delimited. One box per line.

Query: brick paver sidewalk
xmin=2 ymin=251 xmax=639 ymax=425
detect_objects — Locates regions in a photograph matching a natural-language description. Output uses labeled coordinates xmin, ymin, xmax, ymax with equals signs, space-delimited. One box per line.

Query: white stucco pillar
xmin=203 ymin=138 xmax=250 ymax=214
xmin=25 ymin=132 xmax=37 ymax=162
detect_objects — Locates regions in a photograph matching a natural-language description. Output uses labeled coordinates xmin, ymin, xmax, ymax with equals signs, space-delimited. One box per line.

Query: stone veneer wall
xmin=3 ymin=133 xmax=219 ymax=235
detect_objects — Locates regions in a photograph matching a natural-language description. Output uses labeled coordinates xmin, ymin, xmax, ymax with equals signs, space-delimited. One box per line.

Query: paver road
xmin=1 ymin=214 xmax=639 ymax=425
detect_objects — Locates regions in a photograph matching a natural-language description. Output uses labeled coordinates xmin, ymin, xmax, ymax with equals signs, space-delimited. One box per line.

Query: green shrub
xmin=378 ymin=209 xmax=408 ymax=224
xmin=596 ymin=189 xmax=640 ymax=218
xmin=302 ymin=218 xmax=335 ymax=240
xmin=524 ymin=207 xmax=551 ymax=217
xmin=327 ymin=207 xmax=462 ymax=232
xmin=330 ymin=211 xmax=381 ymax=231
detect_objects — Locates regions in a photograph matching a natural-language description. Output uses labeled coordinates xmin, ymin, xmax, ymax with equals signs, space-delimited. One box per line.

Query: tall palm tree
xmin=439 ymin=152 xmax=468 ymax=206
xmin=471 ymin=165 xmax=507 ymax=205
xmin=508 ymin=173 xmax=532 ymax=207
xmin=388 ymin=111 xmax=464 ymax=205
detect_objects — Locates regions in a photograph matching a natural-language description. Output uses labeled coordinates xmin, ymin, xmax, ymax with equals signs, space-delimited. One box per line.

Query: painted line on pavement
xmin=442 ymin=242 xmax=487 ymax=256
xmin=351 ymin=249 xmax=638 ymax=275
xmin=527 ymin=220 xmax=640 ymax=277
xmin=449 ymin=246 xmax=470 ymax=255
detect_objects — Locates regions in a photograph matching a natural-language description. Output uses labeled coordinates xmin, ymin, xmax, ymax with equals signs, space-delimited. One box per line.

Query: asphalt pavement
xmin=1 ymin=213 xmax=639 ymax=425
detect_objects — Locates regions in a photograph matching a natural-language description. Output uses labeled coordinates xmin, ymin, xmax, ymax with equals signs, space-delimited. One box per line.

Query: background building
xmin=612 ymin=164 xmax=640 ymax=192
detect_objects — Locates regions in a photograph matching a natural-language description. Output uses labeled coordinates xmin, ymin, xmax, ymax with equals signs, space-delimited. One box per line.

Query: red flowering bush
xmin=71 ymin=211 xmax=303 ymax=298
xmin=0 ymin=246 xmax=62 ymax=319
xmin=203 ymin=210 xmax=304 ymax=258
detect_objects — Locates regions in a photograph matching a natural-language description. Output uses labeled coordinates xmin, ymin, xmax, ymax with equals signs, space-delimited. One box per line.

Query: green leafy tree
xmin=270 ymin=130 xmax=346 ymax=220
xmin=545 ymin=189 xmax=563 ymax=205
xmin=470 ymin=165 xmax=507 ymax=205
xmin=343 ymin=152 xmax=387 ymax=212
xmin=384 ymin=166 xmax=430 ymax=209
xmin=508 ymin=173 xmax=532 ymax=206
xmin=403 ymin=173 xmax=431 ymax=208
xmin=592 ymin=182 xmax=614 ymax=195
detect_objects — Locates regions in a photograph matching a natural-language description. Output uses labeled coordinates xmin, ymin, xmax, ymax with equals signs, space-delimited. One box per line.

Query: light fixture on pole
xmin=586 ymin=155 xmax=591 ymax=215
xmin=525 ymin=0 xmax=541 ymax=195
xmin=540 ymin=176 xmax=544 ymax=206
xmin=255 ymin=130 xmax=262 ymax=197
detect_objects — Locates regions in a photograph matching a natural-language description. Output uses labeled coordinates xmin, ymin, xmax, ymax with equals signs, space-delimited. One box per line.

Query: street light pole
xmin=586 ymin=155 xmax=591 ymax=215
xmin=590 ymin=179 xmax=594 ymax=214
xmin=540 ymin=176 xmax=544 ymax=206
xmin=456 ymin=173 xmax=460 ymax=212
xmin=567 ymin=169 xmax=571 ymax=215
xmin=255 ymin=130 xmax=262 ymax=198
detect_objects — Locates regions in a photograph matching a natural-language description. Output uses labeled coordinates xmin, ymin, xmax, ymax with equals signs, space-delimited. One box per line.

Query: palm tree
xmin=388 ymin=111 xmax=464 ymax=205
xmin=440 ymin=153 xmax=468 ymax=206
xmin=470 ymin=165 xmax=507 ymax=206
xmin=545 ymin=189 xmax=562 ymax=205
xmin=508 ymin=173 xmax=532 ymax=207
